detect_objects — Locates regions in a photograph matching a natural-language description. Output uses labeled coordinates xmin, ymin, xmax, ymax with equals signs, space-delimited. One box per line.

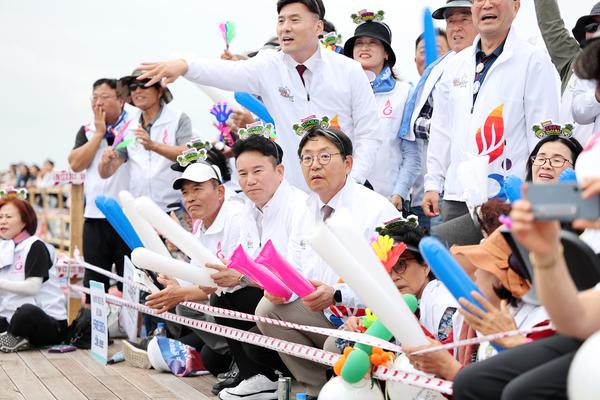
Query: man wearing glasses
xmin=424 ymin=0 xmax=560 ymax=222
xmin=98 ymin=70 xmax=192 ymax=212
xmin=253 ymin=124 xmax=400 ymax=398
xmin=68 ymin=78 xmax=133 ymax=301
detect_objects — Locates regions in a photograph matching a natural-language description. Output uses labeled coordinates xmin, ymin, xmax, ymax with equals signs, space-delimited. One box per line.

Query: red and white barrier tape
xmin=58 ymin=257 xmax=404 ymax=353
xmin=70 ymin=284 xmax=453 ymax=394
xmin=63 ymin=257 xmax=551 ymax=359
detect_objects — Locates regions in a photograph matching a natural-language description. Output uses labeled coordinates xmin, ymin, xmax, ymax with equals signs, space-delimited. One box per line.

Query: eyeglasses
xmin=90 ymin=94 xmax=117 ymax=102
xmin=530 ymin=155 xmax=572 ymax=168
xmin=585 ymin=22 xmax=600 ymax=33
xmin=391 ymin=257 xmax=417 ymax=274
xmin=300 ymin=152 xmax=341 ymax=166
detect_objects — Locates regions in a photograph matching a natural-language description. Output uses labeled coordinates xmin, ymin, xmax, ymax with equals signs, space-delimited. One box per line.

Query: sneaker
xmin=212 ymin=368 xmax=241 ymax=395
xmin=121 ymin=339 xmax=152 ymax=369
xmin=0 ymin=332 xmax=30 ymax=353
xmin=218 ymin=363 xmax=239 ymax=382
xmin=218 ymin=374 xmax=278 ymax=400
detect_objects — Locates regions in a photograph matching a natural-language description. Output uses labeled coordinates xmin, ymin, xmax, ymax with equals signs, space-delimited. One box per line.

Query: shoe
xmin=218 ymin=374 xmax=278 ymax=400
xmin=0 ymin=332 xmax=30 ymax=353
xmin=218 ymin=363 xmax=239 ymax=382
xmin=121 ymin=339 xmax=152 ymax=369
xmin=212 ymin=369 xmax=241 ymax=395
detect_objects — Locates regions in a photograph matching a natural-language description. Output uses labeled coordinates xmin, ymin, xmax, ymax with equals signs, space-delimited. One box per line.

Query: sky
xmin=0 ymin=0 xmax=591 ymax=171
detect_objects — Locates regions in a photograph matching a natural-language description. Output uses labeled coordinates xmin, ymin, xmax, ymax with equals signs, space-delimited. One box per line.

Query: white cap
xmin=172 ymin=162 xmax=222 ymax=190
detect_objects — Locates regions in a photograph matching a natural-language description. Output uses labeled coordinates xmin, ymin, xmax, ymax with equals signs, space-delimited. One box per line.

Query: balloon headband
xmin=238 ymin=121 xmax=276 ymax=141
xmin=0 ymin=187 xmax=27 ymax=201
xmin=293 ymin=114 xmax=348 ymax=155
xmin=532 ymin=120 xmax=574 ymax=139
xmin=375 ymin=216 xmax=420 ymax=250
xmin=320 ymin=31 xmax=343 ymax=53
xmin=371 ymin=235 xmax=407 ymax=273
xmin=176 ymin=139 xmax=212 ymax=167
xmin=351 ymin=9 xmax=385 ymax=25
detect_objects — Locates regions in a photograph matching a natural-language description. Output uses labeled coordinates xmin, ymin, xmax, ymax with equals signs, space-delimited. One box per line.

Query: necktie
xmin=321 ymin=205 xmax=334 ymax=221
xmin=296 ymin=64 xmax=307 ymax=87
xmin=398 ymin=52 xmax=449 ymax=138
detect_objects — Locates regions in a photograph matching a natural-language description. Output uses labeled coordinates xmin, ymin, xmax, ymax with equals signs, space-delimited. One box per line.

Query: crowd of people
xmin=1 ymin=0 xmax=600 ymax=399
xmin=0 ymin=160 xmax=56 ymax=189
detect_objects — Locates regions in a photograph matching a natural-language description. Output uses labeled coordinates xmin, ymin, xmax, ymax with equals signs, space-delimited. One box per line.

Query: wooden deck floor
xmin=0 ymin=345 xmax=219 ymax=400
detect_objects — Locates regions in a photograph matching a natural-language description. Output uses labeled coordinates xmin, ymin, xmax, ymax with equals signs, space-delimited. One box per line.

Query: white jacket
xmin=184 ymin=45 xmax=381 ymax=190
xmin=571 ymin=77 xmax=600 ymax=146
xmin=367 ymin=81 xmax=412 ymax=198
xmin=425 ymin=28 xmax=560 ymax=200
xmin=122 ymin=105 xmax=183 ymax=211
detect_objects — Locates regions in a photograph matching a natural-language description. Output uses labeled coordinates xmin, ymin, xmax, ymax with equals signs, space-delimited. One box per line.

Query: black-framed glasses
xmin=300 ymin=152 xmax=341 ymax=166
xmin=530 ymin=155 xmax=572 ymax=168
xmin=585 ymin=22 xmax=600 ymax=33
xmin=391 ymin=257 xmax=417 ymax=274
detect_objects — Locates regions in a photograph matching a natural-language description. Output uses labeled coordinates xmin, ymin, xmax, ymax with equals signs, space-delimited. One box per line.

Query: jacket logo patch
xmin=279 ymin=86 xmax=294 ymax=102
xmin=475 ymin=104 xmax=505 ymax=164
xmin=382 ymin=100 xmax=393 ymax=117
xmin=453 ymin=74 xmax=468 ymax=88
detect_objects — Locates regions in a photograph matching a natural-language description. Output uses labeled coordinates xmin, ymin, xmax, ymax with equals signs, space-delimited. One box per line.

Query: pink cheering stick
xmin=255 ymin=240 xmax=315 ymax=298
xmin=228 ymin=245 xmax=292 ymax=300
xmin=111 ymin=119 xmax=133 ymax=149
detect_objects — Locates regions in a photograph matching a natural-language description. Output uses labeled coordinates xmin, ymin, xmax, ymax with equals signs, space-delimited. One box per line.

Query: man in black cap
xmin=535 ymin=1 xmax=600 ymax=145
xmin=535 ymin=1 xmax=600 ymax=91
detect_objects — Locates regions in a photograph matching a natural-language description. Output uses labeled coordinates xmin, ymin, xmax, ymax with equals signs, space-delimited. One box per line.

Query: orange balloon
xmin=343 ymin=347 xmax=353 ymax=357
xmin=371 ymin=346 xmax=383 ymax=355
xmin=370 ymin=354 xmax=382 ymax=365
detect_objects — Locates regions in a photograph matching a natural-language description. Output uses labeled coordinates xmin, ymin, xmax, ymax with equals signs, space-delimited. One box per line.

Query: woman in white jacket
xmin=0 ymin=194 xmax=67 ymax=352
xmin=342 ymin=10 xmax=421 ymax=204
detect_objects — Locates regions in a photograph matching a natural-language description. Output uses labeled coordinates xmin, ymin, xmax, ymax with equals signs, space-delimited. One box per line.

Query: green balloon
xmin=403 ymin=293 xmax=419 ymax=313
xmin=355 ymin=320 xmax=393 ymax=354
xmin=341 ymin=348 xmax=370 ymax=384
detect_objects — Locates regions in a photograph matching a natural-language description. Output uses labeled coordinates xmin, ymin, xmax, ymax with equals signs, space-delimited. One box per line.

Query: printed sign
xmin=120 ymin=257 xmax=140 ymax=342
xmin=90 ymin=280 xmax=108 ymax=365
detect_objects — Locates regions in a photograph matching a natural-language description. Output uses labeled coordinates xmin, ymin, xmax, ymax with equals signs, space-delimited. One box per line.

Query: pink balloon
xmin=228 ymin=245 xmax=292 ymax=300
xmin=255 ymin=240 xmax=316 ymax=298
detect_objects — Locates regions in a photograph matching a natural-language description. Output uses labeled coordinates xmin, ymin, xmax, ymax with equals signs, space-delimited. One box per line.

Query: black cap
xmin=573 ymin=2 xmax=600 ymax=46
xmin=343 ymin=21 xmax=396 ymax=68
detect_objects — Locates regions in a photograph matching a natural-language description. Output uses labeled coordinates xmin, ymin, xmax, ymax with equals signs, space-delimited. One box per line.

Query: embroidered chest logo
xmin=382 ymin=99 xmax=393 ymax=117
xmin=216 ymin=242 xmax=224 ymax=260
xmin=453 ymin=74 xmax=469 ymax=88
xmin=475 ymin=104 xmax=505 ymax=164
xmin=162 ymin=129 xmax=169 ymax=144
xmin=278 ymin=86 xmax=294 ymax=102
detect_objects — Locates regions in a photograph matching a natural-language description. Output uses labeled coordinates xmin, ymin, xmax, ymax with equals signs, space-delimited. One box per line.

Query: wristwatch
xmin=333 ymin=289 xmax=342 ymax=304
xmin=238 ymin=274 xmax=251 ymax=287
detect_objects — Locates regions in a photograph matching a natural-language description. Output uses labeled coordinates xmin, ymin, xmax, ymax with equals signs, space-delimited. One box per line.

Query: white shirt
xmin=184 ymin=44 xmax=382 ymax=190
xmin=238 ymin=179 xmax=308 ymax=258
xmin=425 ymin=27 xmax=560 ymax=200
xmin=288 ymin=179 xmax=401 ymax=286
xmin=571 ymin=77 xmax=600 ymax=146
xmin=419 ymin=280 xmax=459 ymax=341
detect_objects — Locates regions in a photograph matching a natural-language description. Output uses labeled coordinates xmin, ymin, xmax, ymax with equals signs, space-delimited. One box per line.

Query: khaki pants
xmin=255 ymin=297 xmax=334 ymax=396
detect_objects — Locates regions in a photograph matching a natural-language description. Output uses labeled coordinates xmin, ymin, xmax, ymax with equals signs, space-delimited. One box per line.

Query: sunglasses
xmin=128 ymin=81 xmax=157 ymax=92
xmin=585 ymin=22 xmax=600 ymax=33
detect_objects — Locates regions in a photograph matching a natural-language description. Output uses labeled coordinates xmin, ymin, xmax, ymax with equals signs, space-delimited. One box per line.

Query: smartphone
xmin=528 ymin=182 xmax=600 ymax=222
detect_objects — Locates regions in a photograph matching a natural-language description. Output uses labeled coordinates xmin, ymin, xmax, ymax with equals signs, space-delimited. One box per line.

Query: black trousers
xmin=83 ymin=218 xmax=131 ymax=303
xmin=210 ymin=287 xmax=277 ymax=381
xmin=454 ymin=334 xmax=583 ymax=400
xmin=1 ymin=304 xmax=68 ymax=346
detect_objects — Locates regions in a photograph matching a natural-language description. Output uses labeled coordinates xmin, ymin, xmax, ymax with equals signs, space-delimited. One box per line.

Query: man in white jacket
xmin=254 ymin=122 xmax=400 ymax=397
xmin=423 ymin=0 xmax=560 ymax=222
xmin=133 ymin=0 xmax=381 ymax=192
xmin=401 ymin=0 xmax=478 ymax=229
